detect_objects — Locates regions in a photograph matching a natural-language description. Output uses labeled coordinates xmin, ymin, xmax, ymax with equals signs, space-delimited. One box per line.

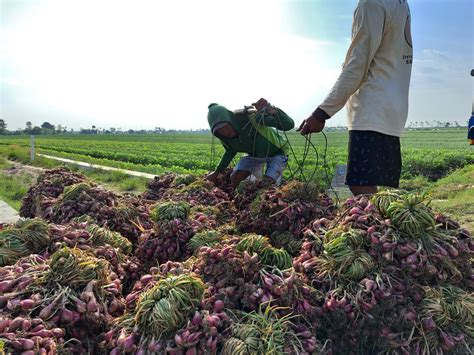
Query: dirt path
xmin=4 ymin=160 xmax=44 ymax=180
xmin=0 ymin=200 xmax=20 ymax=224
xmin=38 ymin=154 xmax=157 ymax=179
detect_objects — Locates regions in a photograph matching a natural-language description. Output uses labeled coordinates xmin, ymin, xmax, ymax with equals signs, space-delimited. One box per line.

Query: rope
xmin=272 ymin=108 xmax=340 ymax=204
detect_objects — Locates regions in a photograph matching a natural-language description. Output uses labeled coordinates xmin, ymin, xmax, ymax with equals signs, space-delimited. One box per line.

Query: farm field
xmin=1 ymin=129 xmax=472 ymax=185
xmin=0 ymin=152 xmax=472 ymax=353
xmin=0 ymin=130 xmax=473 ymax=354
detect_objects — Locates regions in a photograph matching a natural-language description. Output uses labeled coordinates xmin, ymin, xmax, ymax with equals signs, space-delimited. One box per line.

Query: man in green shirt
xmin=207 ymin=98 xmax=295 ymax=188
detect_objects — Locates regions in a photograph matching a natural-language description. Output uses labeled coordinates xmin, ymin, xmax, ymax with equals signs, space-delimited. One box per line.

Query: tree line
xmin=0 ymin=119 xmax=467 ymax=136
xmin=0 ymin=120 xmax=212 ymax=135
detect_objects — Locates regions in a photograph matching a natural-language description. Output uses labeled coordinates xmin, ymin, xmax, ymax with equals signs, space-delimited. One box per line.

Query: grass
xmin=428 ymin=165 xmax=474 ymax=231
xmin=82 ymin=168 xmax=148 ymax=193
xmin=0 ymin=171 xmax=32 ymax=210
xmin=0 ymin=145 xmax=60 ymax=168
xmin=399 ymin=175 xmax=430 ymax=191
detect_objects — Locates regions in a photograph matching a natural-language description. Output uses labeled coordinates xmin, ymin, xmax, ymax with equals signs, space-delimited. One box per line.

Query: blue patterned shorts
xmin=234 ymin=154 xmax=288 ymax=185
xmin=346 ymin=130 xmax=401 ymax=188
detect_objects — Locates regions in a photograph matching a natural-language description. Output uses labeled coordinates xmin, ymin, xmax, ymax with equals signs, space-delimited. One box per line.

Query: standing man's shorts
xmin=234 ymin=155 xmax=288 ymax=185
xmin=345 ymin=130 xmax=401 ymax=188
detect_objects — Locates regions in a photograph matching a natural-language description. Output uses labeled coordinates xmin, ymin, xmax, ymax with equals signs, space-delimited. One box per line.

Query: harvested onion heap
xmin=236 ymin=180 xmax=335 ymax=237
xmin=0 ymin=248 xmax=125 ymax=353
xmin=20 ymin=167 xmax=86 ymax=219
xmin=0 ymin=314 xmax=82 ymax=354
xmin=105 ymin=273 xmax=205 ymax=353
xmin=143 ymin=173 xmax=231 ymax=208
xmin=297 ymin=191 xmax=474 ymax=354
xmin=48 ymin=220 xmax=132 ymax=255
xmin=46 ymin=221 xmax=141 ymax=290
xmin=223 ymin=305 xmax=320 ymax=355
xmin=25 ymin=177 xmax=153 ymax=241
xmin=2 ymin=168 xmax=472 ymax=354
xmin=136 ymin=201 xmax=219 ymax=265
xmin=192 ymin=234 xmax=319 ymax=319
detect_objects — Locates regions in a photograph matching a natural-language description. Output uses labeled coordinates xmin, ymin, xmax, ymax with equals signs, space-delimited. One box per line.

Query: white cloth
xmin=212 ymin=122 xmax=229 ymax=133
xmin=319 ymin=0 xmax=413 ymax=137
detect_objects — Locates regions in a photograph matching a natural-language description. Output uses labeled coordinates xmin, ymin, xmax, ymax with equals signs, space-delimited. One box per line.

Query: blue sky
xmin=1 ymin=0 xmax=473 ymax=131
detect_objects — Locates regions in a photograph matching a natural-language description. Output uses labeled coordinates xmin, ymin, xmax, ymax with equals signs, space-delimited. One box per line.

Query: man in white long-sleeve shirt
xmin=298 ymin=0 xmax=413 ymax=196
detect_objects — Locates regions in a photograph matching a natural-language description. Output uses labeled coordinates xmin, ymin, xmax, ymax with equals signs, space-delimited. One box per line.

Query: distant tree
xmin=56 ymin=124 xmax=63 ymax=133
xmin=41 ymin=122 xmax=55 ymax=130
xmin=26 ymin=121 xmax=32 ymax=131
xmin=110 ymin=128 xmax=116 ymax=134
xmin=445 ymin=122 xmax=451 ymax=128
xmin=128 ymin=129 xmax=135 ymax=134
xmin=31 ymin=126 xmax=42 ymax=135
xmin=0 ymin=119 xmax=6 ymax=134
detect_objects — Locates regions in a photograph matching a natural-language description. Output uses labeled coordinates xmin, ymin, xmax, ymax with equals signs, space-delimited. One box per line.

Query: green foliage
xmin=133 ymin=274 xmax=205 ymax=338
xmin=150 ymin=201 xmax=190 ymax=223
xmin=223 ymin=305 xmax=304 ymax=355
xmin=0 ymin=218 xmax=50 ymax=266
xmin=0 ymin=129 xmax=471 ymax=189
xmin=0 ymin=172 xmax=31 ymax=210
xmin=188 ymin=230 xmax=223 ymax=253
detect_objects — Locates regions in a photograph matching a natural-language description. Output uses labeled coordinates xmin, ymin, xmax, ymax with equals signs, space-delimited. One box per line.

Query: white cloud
xmin=407 ymin=47 xmax=472 ymax=125
xmin=1 ymin=0 xmax=343 ymax=130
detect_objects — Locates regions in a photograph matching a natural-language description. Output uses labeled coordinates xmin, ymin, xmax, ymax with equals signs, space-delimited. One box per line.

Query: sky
xmin=0 ymin=0 xmax=473 ymax=131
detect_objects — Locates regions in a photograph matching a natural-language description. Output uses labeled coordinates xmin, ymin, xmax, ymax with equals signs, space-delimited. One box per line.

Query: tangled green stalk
xmin=0 ymin=218 xmax=50 ymax=266
xmin=386 ymin=193 xmax=435 ymax=237
xmin=43 ymin=247 xmax=109 ymax=289
xmin=188 ymin=230 xmax=223 ymax=253
xmin=371 ymin=190 xmax=402 ymax=217
xmin=236 ymin=234 xmax=271 ymax=255
xmin=87 ymin=224 xmax=132 ymax=254
xmin=322 ymin=229 xmax=374 ymax=281
xmin=133 ymin=274 xmax=205 ymax=338
xmin=223 ymin=305 xmax=304 ymax=355
xmin=279 ymin=180 xmax=320 ymax=203
xmin=260 ymin=248 xmax=293 ymax=270
xmin=421 ymin=286 xmax=474 ymax=338
xmin=60 ymin=182 xmax=92 ymax=202
xmin=172 ymin=174 xmax=196 ymax=187
xmin=150 ymin=201 xmax=190 ymax=223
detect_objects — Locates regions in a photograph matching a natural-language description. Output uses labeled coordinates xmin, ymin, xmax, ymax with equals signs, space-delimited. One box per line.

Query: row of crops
xmin=0 ymin=130 xmax=473 ymax=184
xmin=0 ymin=167 xmax=472 ymax=354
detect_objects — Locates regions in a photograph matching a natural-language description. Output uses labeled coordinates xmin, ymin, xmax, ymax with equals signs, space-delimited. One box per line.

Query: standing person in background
xmin=206 ymin=98 xmax=295 ymax=188
xmin=298 ymin=0 xmax=413 ymax=196
xmin=468 ymin=113 xmax=474 ymax=145
xmin=469 ymin=69 xmax=474 ymax=145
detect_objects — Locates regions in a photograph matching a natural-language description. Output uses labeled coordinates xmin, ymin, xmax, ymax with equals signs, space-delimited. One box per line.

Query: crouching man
xmin=207 ymin=98 xmax=294 ymax=188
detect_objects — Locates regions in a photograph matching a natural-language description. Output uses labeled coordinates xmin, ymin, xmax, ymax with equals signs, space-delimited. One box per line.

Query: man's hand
xmin=206 ymin=171 xmax=221 ymax=184
xmin=297 ymin=116 xmax=325 ymax=135
xmin=252 ymin=98 xmax=277 ymax=115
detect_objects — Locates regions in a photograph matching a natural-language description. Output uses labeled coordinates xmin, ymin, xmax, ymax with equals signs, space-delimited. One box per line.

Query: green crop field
xmin=0 ymin=129 xmax=472 ymax=187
